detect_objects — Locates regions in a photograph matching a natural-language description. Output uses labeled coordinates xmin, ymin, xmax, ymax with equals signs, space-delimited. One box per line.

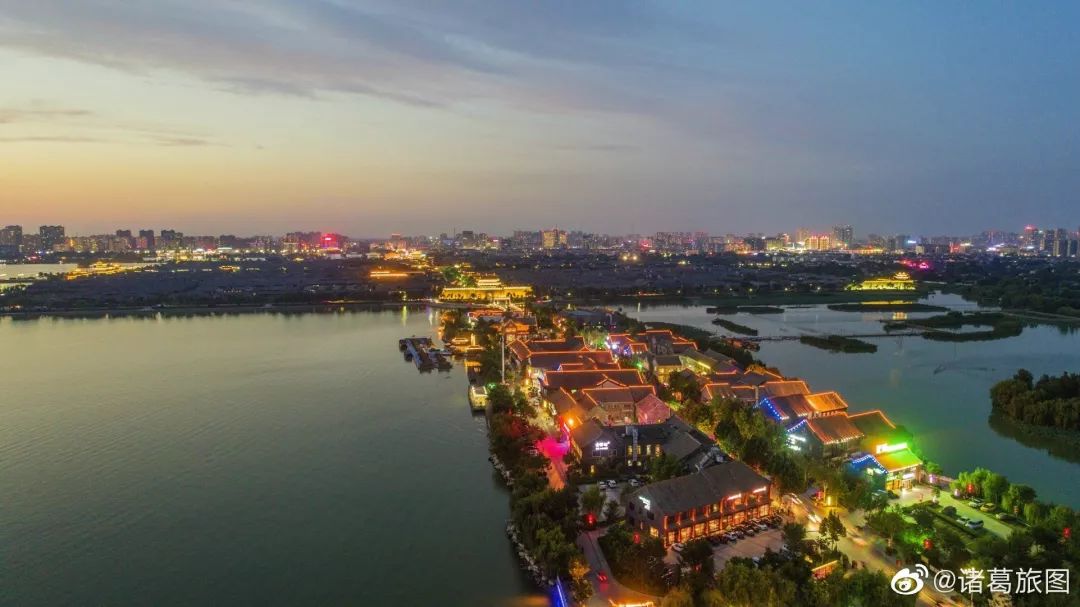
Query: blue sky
xmin=1 ymin=1 xmax=1077 ymax=236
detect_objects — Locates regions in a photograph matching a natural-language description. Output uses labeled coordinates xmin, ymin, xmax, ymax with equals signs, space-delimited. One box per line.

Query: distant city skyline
xmin=2 ymin=2 xmax=1079 ymax=236
xmin=3 ymin=219 xmax=1077 ymax=242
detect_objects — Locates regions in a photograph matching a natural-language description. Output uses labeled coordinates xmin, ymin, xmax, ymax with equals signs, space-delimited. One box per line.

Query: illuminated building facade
xmin=845 ymin=272 xmax=917 ymax=291
xmin=568 ymin=416 xmax=717 ymax=475
xmin=439 ymin=277 xmax=532 ymax=302
xmin=626 ymin=461 xmax=772 ymax=546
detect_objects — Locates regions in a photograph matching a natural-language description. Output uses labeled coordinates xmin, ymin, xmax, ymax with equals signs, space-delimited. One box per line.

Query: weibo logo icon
xmin=890 ymin=565 xmax=928 ymax=595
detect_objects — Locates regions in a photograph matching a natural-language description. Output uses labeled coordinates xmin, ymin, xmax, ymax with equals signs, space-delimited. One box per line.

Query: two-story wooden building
xmin=626 ymin=461 xmax=772 ymax=546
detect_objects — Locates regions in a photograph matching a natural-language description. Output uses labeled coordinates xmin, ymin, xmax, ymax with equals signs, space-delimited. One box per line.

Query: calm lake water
xmin=0 ymin=309 xmax=542 ymax=606
xmin=630 ymin=293 xmax=1080 ymax=508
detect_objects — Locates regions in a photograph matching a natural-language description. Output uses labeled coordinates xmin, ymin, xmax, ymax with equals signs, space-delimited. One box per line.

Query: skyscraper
xmin=0 ymin=225 xmax=23 ymax=247
xmin=0 ymin=225 xmax=22 ymax=258
xmin=833 ymin=224 xmax=854 ymax=249
xmin=39 ymin=225 xmax=65 ymax=252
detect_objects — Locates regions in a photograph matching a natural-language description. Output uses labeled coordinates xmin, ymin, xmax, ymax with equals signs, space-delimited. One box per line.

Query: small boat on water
xmin=468 ymin=385 xmax=488 ymax=410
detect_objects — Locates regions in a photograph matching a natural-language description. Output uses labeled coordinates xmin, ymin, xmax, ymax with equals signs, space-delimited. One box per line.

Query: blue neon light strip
xmin=553 ymin=576 xmax=568 ymax=607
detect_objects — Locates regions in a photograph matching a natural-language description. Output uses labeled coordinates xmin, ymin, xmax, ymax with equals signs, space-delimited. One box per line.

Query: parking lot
xmin=711 ymin=527 xmax=784 ymax=568
xmin=664 ymin=515 xmax=787 ymax=567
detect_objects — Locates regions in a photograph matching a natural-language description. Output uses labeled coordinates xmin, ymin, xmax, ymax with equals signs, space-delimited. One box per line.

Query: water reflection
xmin=988 ymin=414 xmax=1080 ymax=465
xmin=632 ymin=292 xmax=1080 ymax=507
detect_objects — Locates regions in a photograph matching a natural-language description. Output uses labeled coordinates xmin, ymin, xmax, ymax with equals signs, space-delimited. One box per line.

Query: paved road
xmin=787 ymin=490 xmax=958 ymax=607
xmin=578 ymin=528 xmax=662 ymax=607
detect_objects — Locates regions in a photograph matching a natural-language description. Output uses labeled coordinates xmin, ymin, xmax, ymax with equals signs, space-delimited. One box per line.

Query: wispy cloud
xmin=0 ymin=101 xmax=220 ymax=146
xmin=0 ymin=135 xmax=105 ymax=143
xmin=551 ymin=142 xmax=638 ymax=153
xmin=0 ymin=0 xmax=723 ymax=120
xmin=0 ymin=103 xmax=94 ymax=124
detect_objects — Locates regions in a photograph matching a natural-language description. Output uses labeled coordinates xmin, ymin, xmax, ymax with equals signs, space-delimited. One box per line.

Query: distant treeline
xmin=991 ymin=369 xmax=1080 ymax=432
xmin=956 ymin=273 xmax=1080 ymax=319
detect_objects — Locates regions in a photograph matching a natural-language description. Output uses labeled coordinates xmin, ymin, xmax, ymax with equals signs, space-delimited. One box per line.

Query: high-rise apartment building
xmin=833 ymin=225 xmax=854 ymax=248
xmin=541 ymin=229 xmax=567 ymax=249
xmin=39 ymin=225 xmax=65 ymax=252
xmin=0 ymin=225 xmax=23 ymax=247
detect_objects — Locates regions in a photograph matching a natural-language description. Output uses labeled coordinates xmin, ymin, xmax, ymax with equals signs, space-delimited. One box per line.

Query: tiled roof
xmin=635 ymin=394 xmax=673 ymax=424
xmin=874 ymin=448 xmax=922 ymax=472
xmin=526 ymin=350 xmax=616 ymax=372
xmin=847 ymin=410 xmax=897 ymax=439
xmin=525 ymin=337 xmax=587 ymax=352
xmin=547 ymin=388 xmax=579 ymax=417
xmin=802 ymin=415 xmax=864 ymax=444
xmin=629 ymin=461 xmax=769 ymax=516
xmin=764 ymin=394 xmax=815 ymax=420
xmin=703 ymin=383 xmax=737 ymax=402
xmin=759 ymin=380 xmax=811 ymax=399
xmin=508 ymin=340 xmax=532 ymax=361
xmin=737 ymin=369 xmax=783 ymax=386
xmin=730 ymin=385 xmax=758 ymax=402
xmin=542 ymin=369 xmax=647 ymax=392
xmin=582 ymin=385 xmax=656 ymax=405
xmin=570 ymin=418 xmax=610 ymax=449
xmin=654 ymin=354 xmax=683 ymax=367
xmin=805 ymin=391 xmax=849 ymax=414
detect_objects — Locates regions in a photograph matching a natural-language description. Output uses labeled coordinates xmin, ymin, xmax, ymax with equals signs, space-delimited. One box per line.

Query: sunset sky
xmin=1 ymin=1 xmax=1078 ymax=236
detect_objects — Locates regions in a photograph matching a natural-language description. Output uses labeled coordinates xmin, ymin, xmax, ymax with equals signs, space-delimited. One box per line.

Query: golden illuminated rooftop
xmin=845 ymin=273 xmax=916 ymax=291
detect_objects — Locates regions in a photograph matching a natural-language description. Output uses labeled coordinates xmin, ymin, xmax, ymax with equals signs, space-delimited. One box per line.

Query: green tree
xmin=911 ymin=507 xmax=936 ymax=532
xmin=981 ymin=471 xmax=1010 ymax=505
xmin=604 ymin=499 xmax=621 ymax=524
xmin=581 ymin=485 xmax=605 ymax=516
xmin=648 ymin=453 xmax=683 ymax=481
xmin=660 ymin=588 xmax=694 ymax=607
xmin=1003 ymin=483 xmax=1037 ymax=514
xmin=819 ymin=511 xmax=847 ymax=552
xmin=840 ymin=568 xmax=917 ymax=607
xmin=713 ymin=561 xmax=797 ymax=607
xmin=866 ymin=508 xmax=906 ymax=547
xmin=568 ymin=555 xmax=593 ymax=603
xmin=782 ymin=522 xmax=808 ymax=554
xmin=668 ymin=371 xmax=702 ymax=403
xmin=597 ymin=522 xmax=667 ymax=594
xmin=679 ymin=538 xmax=715 ymax=577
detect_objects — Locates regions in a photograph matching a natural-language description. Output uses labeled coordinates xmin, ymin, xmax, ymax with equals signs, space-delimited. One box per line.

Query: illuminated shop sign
xmin=640 ymin=496 xmax=651 ymax=511
xmin=874 ymin=442 xmax=908 ymax=454
xmin=594 ymin=441 xmax=610 ymax=452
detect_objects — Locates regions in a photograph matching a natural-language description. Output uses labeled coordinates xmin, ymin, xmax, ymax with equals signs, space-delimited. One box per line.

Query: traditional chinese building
xmin=626 ymin=461 xmax=772 ymax=546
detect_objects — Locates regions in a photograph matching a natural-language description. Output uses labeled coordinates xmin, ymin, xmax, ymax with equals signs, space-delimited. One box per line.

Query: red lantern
xmin=632 ymin=532 xmax=641 ymax=544
xmin=923 ymin=538 xmax=933 ymax=551
xmin=1064 ymin=527 xmax=1071 ymax=540
xmin=966 ymin=483 xmax=974 ymax=494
